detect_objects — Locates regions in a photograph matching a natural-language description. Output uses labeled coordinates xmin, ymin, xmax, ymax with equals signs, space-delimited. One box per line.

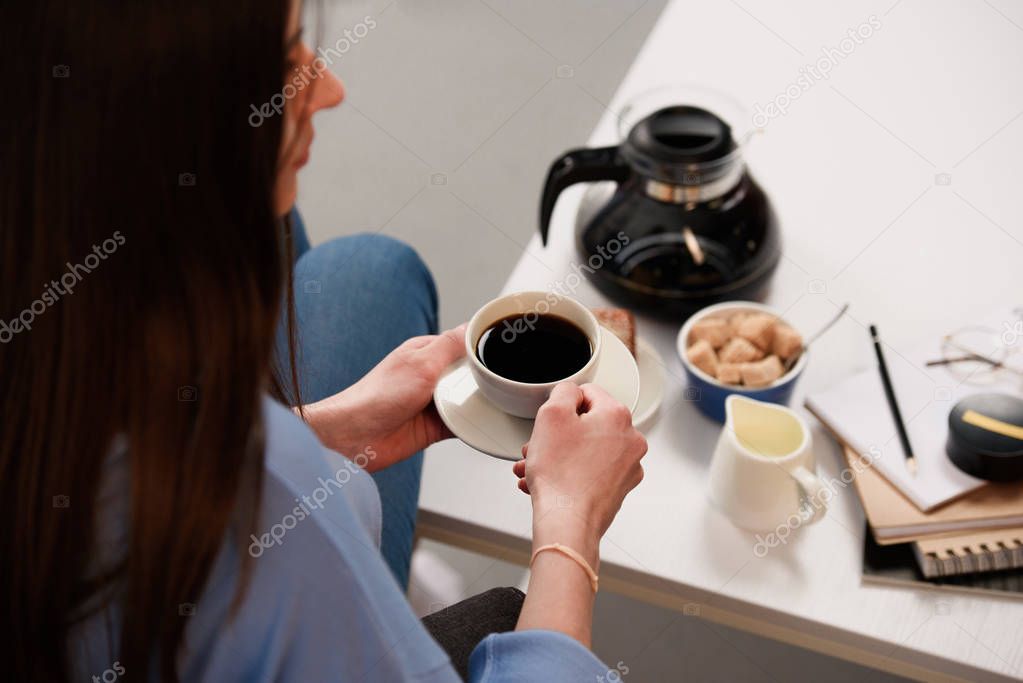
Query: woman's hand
xmin=301 ymin=325 xmax=466 ymax=471
xmin=514 ymin=382 xmax=647 ymax=540
xmin=512 ymin=382 xmax=647 ymax=646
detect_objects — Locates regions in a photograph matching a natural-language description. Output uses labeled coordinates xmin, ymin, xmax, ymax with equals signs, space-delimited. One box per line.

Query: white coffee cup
xmin=708 ymin=395 xmax=827 ymax=532
xmin=466 ymin=291 xmax=602 ymax=418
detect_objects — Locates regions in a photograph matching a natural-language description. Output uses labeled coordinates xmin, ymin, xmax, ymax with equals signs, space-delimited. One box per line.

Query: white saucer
xmin=434 ymin=327 xmax=641 ymax=461
xmin=633 ymin=337 xmax=665 ymax=427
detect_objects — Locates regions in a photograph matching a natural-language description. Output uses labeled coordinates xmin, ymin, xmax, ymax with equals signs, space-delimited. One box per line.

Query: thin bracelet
xmin=530 ymin=543 xmax=599 ymax=594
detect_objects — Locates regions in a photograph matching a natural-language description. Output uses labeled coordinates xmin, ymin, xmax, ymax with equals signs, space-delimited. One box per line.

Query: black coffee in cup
xmin=476 ymin=313 xmax=591 ymax=383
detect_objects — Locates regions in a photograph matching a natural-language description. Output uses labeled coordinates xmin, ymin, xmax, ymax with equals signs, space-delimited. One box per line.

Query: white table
xmin=420 ymin=1 xmax=1023 ymax=680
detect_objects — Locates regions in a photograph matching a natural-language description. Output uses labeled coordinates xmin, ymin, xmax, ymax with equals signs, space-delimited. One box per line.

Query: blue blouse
xmin=70 ymin=397 xmax=610 ymax=681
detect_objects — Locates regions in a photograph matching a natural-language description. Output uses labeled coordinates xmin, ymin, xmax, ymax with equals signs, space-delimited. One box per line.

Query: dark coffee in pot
xmin=476 ymin=314 xmax=591 ymax=384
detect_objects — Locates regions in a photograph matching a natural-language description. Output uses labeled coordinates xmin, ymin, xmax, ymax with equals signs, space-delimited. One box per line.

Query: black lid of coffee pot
xmin=621 ymin=106 xmax=737 ymax=185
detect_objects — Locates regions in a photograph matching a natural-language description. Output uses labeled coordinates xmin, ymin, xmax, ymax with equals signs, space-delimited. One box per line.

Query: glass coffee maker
xmin=539 ymin=87 xmax=780 ymax=319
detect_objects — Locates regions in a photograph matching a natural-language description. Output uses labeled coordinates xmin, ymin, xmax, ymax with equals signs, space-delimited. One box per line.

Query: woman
xmin=1 ymin=1 xmax=648 ymax=681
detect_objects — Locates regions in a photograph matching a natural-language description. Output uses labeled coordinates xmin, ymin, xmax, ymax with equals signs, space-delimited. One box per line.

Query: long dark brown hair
xmin=0 ymin=1 xmax=303 ymax=680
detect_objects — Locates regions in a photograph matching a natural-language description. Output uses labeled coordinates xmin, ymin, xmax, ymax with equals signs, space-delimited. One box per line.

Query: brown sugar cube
xmin=686 ymin=339 xmax=718 ymax=377
xmin=728 ymin=313 xmax=749 ymax=337
xmin=689 ymin=317 xmax=730 ymax=349
xmin=771 ymin=323 xmax=803 ymax=360
xmin=740 ymin=355 xmax=784 ymax=388
xmin=718 ymin=336 xmax=764 ymax=364
xmin=717 ymin=362 xmax=743 ymax=385
xmin=736 ymin=313 xmax=776 ymax=351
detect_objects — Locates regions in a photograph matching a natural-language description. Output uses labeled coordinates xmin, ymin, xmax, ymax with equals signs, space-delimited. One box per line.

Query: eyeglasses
xmin=926 ymin=308 xmax=1023 ymax=387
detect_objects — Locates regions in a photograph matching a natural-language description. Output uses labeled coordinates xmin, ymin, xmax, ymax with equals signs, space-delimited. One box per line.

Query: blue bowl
xmin=676 ymin=302 xmax=808 ymax=423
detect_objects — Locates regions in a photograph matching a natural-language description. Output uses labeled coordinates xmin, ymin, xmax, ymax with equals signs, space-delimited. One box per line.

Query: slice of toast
xmin=591 ymin=307 xmax=636 ymax=357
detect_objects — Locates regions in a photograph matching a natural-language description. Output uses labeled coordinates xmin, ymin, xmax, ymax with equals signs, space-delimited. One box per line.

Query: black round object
xmin=946 ymin=393 xmax=1023 ymax=482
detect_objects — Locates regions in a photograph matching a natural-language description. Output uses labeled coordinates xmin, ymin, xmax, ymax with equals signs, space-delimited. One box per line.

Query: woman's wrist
xmin=520 ymin=495 xmax=601 ymax=647
xmin=530 ymin=497 xmax=601 ymax=571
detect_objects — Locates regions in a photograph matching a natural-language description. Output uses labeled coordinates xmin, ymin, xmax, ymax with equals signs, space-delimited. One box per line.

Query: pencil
xmin=870 ymin=324 xmax=917 ymax=475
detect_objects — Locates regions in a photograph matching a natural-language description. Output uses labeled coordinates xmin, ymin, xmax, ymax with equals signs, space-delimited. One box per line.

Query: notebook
xmin=862 ymin=526 xmax=1023 ymax=599
xmin=805 ymin=307 xmax=1023 ymax=511
xmin=831 ymin=444 xmax=1023 ymax=543
xmin=914 ymin=527 xmax=1023 ymax=578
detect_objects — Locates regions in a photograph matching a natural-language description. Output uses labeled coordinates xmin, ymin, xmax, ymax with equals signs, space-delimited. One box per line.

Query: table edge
xmin=416 ymin=509 xmax=1017 ymax=683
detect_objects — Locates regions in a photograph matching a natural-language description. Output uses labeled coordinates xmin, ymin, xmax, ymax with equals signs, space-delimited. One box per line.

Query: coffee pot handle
xmin=539 ymin=146 xmax=630 ymax=246
xmin=788 ymin=465 xmax=828 ymax=525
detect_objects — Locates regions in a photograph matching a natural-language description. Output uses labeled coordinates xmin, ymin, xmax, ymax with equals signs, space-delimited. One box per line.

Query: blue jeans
xmin=275 ymin=210 xmax=438 ymax=590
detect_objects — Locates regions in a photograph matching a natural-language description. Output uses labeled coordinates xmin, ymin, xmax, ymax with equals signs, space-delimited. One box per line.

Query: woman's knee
xmin=293 ymin=232 xmax=438 ymax=335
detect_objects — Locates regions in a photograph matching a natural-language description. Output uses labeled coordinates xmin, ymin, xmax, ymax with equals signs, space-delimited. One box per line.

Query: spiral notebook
xmin=862 ymin=527 xmax=1023 ymax=599
xmin=914 ymin=528 xmax=1023 ymax=578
